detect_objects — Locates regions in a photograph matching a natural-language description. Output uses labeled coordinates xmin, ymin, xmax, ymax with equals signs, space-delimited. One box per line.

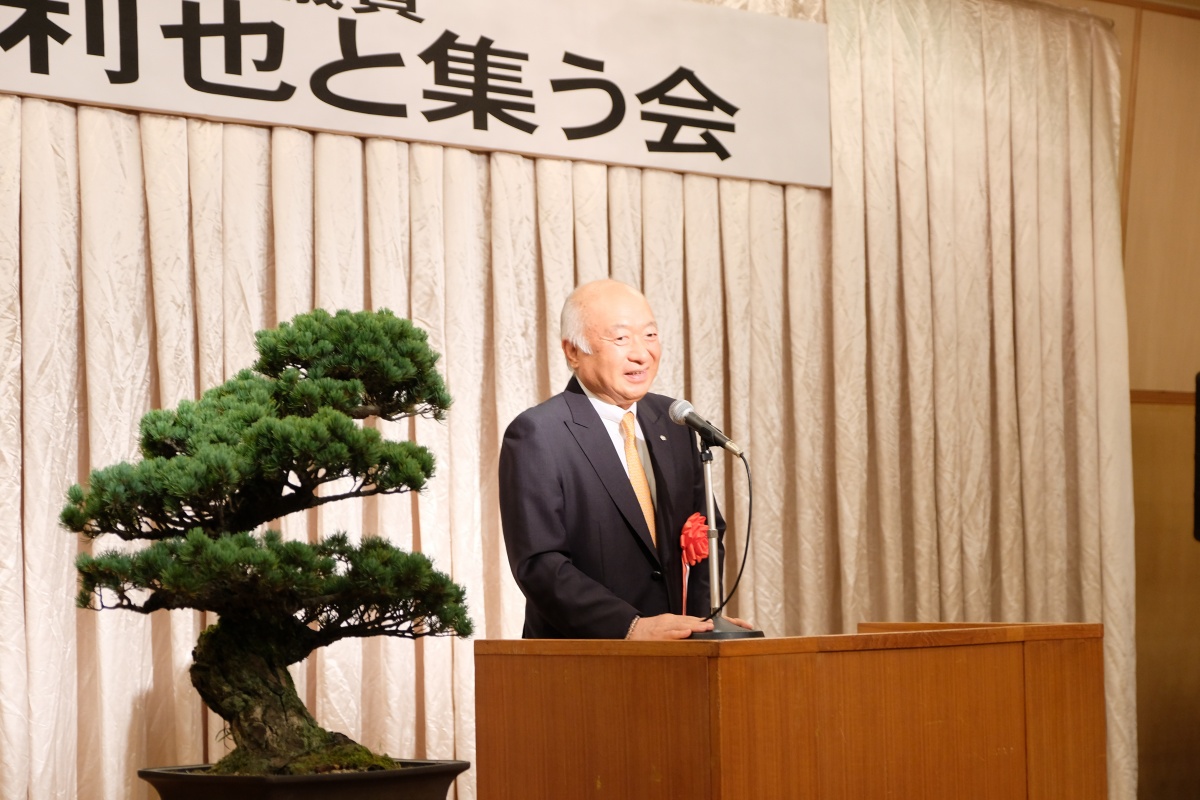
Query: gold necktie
xmin=620 ymin=412 xmax=656 ymax=546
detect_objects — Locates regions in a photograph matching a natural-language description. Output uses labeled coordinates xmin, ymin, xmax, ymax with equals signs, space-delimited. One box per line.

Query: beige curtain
xmin=823 ymin=6 xmax=1135 ymax=800
xmin=0 ymin=0 xmax=1135 ymax=798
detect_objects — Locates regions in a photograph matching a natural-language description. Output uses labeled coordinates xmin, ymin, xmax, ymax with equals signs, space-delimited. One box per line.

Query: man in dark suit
xmin=499 ymin=279 xmax=729 ymax=640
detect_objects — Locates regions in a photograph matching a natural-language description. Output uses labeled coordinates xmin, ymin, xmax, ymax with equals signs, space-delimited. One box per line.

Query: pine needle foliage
xmin=60 ymin=309 xmax=471 ymax=775
xmin=62 ymin=309 xmax=452 ymax=541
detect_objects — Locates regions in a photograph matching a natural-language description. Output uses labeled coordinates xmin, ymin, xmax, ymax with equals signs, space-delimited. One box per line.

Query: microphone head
xmin=668 ymin=398 xmax=694 ymax=426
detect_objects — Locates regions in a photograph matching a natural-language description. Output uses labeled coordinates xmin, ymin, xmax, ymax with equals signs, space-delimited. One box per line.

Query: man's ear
xmin=562 ymin=339 xmax=579 ymax=371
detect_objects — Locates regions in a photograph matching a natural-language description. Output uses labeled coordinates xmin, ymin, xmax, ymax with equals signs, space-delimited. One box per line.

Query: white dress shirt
xmin=580 ymin=384 xmax=659 ymax=509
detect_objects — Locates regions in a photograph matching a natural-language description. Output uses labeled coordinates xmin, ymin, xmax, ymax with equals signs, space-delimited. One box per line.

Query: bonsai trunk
xmin=190 ymin=617 xmax=379 ymax=774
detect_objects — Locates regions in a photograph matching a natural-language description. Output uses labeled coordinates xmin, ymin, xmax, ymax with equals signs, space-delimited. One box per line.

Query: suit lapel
xmin=638 ymin=399 xmax=677 ymax=527
xmin=563 ymin=381 xmax=662 ymax=565
xmin=639 ymin=399 xmax=682 ymax=611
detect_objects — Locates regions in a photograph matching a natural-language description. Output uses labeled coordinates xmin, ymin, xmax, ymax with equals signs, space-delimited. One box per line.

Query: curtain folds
xmin=0 ymin=0 xmax=1134 ymax=798
xmin=0 ymin=93 xmax=27 ymax=800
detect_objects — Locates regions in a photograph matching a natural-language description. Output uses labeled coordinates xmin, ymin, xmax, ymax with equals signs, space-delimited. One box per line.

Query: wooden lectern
xmin=474 ymin=622 xmax=1105 ymax=799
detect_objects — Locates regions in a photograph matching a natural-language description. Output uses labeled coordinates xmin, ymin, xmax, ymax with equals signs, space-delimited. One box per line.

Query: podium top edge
xmin=473 ymin=622 xmax=1103 ymax=657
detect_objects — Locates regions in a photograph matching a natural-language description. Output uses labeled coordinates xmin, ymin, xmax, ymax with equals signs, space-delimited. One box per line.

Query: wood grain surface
xmin=475 ymin=624 xmax=1107 ymax=800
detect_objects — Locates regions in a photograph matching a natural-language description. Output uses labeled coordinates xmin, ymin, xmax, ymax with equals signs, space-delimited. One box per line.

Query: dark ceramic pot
xmin=138 ymin=759 xmax=470 ymax=800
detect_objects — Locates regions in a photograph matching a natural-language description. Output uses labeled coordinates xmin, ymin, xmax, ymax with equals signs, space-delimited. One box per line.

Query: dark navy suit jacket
xmin=499 ymin=378 xmax=723 ymax=638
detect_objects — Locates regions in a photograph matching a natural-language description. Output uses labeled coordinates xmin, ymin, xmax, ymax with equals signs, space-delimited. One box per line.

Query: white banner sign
xmin=0 ymin=0 xmax=831 ymax=186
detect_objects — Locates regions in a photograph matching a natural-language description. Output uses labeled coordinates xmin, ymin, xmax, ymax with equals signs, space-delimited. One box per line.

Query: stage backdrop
xmin=0 ymin=0 xmax=1135 ymax=799
xmin=0 ymin=0 xmax=832 ymax=185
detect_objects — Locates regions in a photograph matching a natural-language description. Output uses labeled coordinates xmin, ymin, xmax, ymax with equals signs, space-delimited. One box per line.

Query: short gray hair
xmin=560 ymin=287 xmax=593 ymax=355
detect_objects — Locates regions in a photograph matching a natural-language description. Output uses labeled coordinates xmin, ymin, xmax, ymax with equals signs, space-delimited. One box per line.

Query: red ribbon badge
xmin=681 ymin=512 xmax=709 ymax=566
xmin=681 ymin=512 xmax=709 ymax=608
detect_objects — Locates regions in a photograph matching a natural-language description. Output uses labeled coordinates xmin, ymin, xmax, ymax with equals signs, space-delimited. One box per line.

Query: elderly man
xmin=499 ymin=279 xmax=725 ymax=640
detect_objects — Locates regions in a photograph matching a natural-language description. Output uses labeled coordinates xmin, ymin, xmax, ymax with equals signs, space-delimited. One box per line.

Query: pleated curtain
xmin=0 ymin=0 xmax=1135 ymax=798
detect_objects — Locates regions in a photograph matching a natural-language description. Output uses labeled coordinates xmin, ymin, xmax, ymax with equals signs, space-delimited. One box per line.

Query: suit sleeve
xmin=499 ymin=412 xmax=640 ymax=638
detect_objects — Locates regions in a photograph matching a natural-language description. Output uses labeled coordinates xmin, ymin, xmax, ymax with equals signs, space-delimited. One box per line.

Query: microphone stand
xmin=690 ymin=440 xmax=763 ymax=640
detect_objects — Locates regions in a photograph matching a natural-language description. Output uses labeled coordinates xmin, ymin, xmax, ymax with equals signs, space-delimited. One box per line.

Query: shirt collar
xmin=579 ymin=382 xmax=639 ymax=427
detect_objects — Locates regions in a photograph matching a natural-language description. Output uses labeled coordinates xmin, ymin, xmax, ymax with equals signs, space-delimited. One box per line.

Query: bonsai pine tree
xmin=60 ymin=308 xmax=472 ymax=775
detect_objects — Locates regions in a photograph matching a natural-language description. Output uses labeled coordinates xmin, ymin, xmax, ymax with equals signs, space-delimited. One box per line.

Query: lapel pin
xmin=659 ymin=435 xmax=667 ymax=441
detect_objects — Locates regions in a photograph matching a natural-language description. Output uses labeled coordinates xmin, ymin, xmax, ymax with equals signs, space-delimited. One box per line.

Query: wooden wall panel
xmin=1122 ymin=12 xmax=1200 ymax=392
xmin=1092 ymin=0 xmax=1200 ymax=796
xmin=1105 ymin=0 xmax=1200 ymax=13
xmin=1132 ymin=402 xmax=1200 ymax=800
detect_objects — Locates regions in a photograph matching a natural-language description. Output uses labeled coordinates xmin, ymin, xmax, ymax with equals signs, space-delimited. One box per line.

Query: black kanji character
xmin=161 ymin=0 xmax=296 ymax=102
xmin=295 ymin=0 xmax=343 ymax=10
xmin=637 ymin=67 xmax=738 ymax=161
xmin=0 ymin=0 xmax=70 ymax=75
xmin=310 ymin=18 xmax=406 ymax=116
xmin=85 ymin=0 xmax=138 ymax=84
xmin=550 ymin=52 xmax=624 ymax=141
xmin=418 ymin=29 xmax=535 ymax=134
xmin=353 ymin=0 xmax=422 ymax=23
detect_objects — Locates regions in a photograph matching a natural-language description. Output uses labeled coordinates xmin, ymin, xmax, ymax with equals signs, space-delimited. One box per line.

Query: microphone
xmin=668 ymin=399 xmax=744 ymax=457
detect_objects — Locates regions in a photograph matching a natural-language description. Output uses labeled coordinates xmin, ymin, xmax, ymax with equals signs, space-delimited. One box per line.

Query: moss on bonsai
xmin=61 ymin=308 xmax=472 ymax=776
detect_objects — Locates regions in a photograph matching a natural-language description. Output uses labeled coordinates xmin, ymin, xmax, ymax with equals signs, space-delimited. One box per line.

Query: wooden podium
xmin=474 ymin=622 xmax=1106 ymax=799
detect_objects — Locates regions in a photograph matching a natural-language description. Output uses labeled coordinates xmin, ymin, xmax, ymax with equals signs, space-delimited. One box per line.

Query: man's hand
xmin=628 ymin=613 xmax=714 ymax=640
